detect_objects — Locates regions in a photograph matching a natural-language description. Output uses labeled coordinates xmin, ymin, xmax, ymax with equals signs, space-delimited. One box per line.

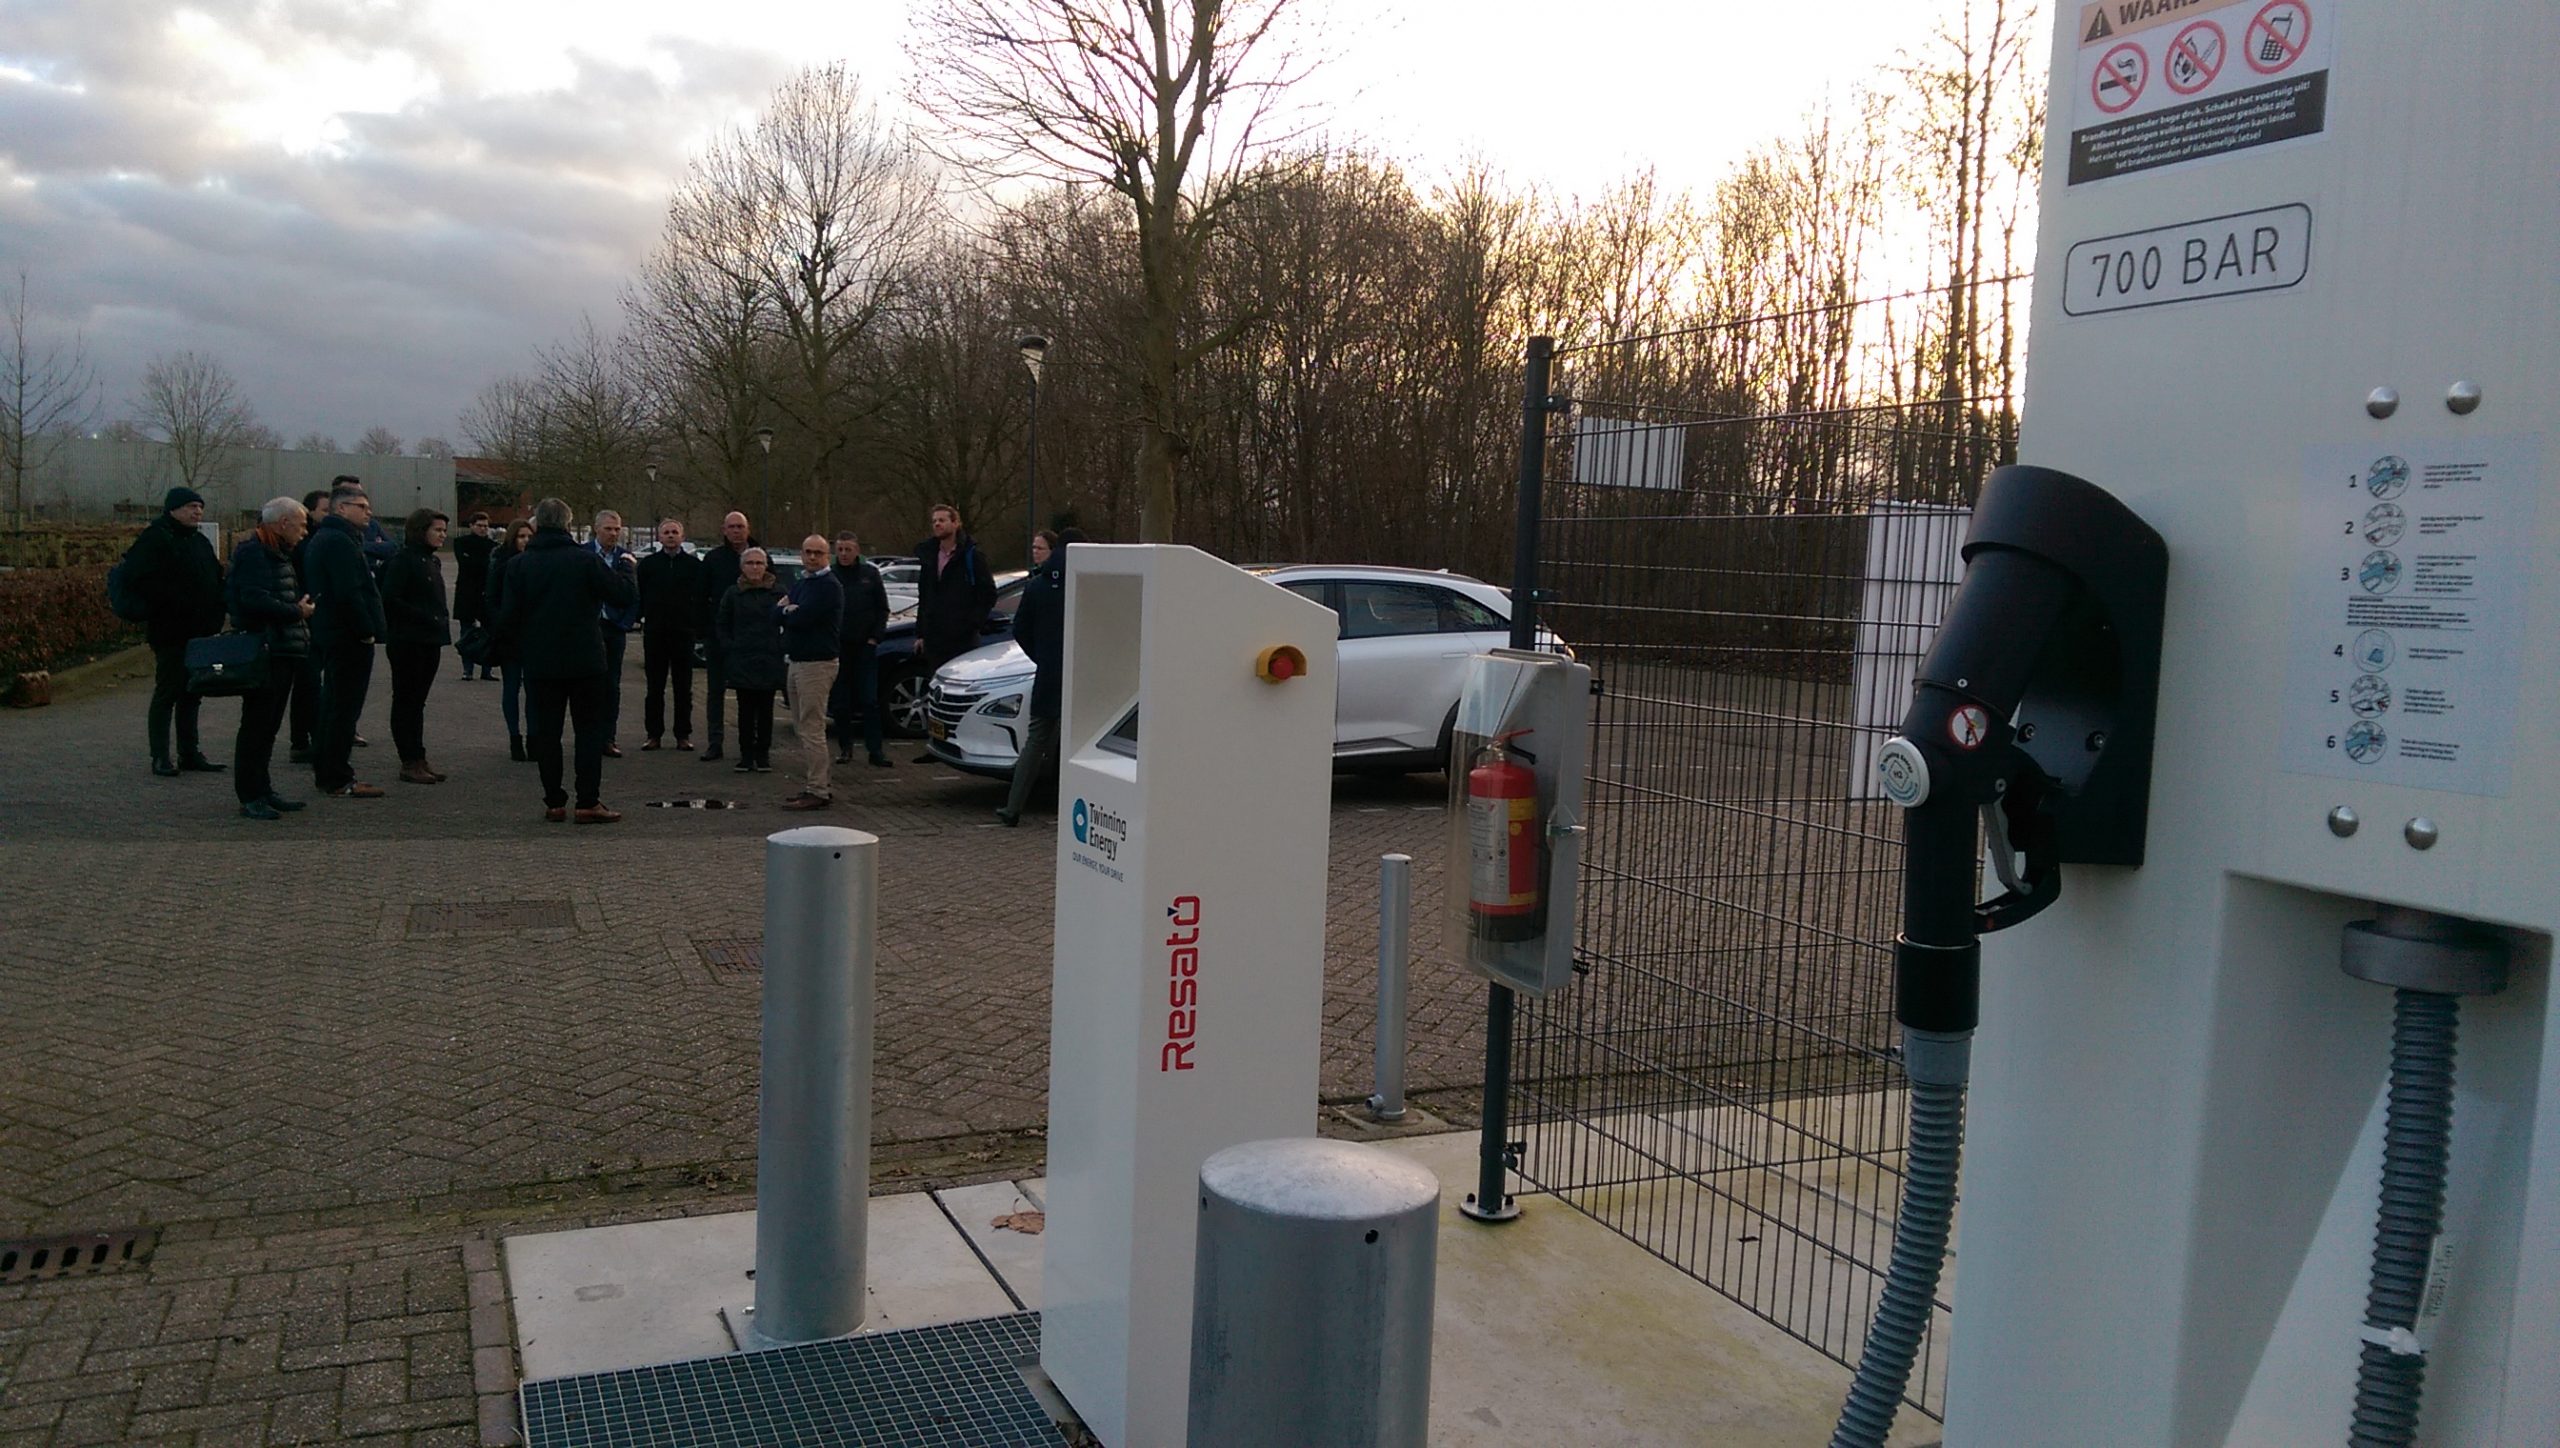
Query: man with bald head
xmin=691 ymin=510 xmax=755 ymax=761
xmin=777 ymin=533 xmax=844 ymax=810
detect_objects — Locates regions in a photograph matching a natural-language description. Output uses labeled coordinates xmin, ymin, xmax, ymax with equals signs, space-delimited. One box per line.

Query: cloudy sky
xmin=0 ymin=0 xmax=1958 ymax=451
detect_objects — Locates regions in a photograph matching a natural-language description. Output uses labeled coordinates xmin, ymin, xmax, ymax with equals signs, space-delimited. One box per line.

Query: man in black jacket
xmin=500 ymin=497 xmax=639 ymax=823
xmin=691 ymin=511 xmax=754 ymax=761
xmin=997 ymin=529 xmax=1077 ymax=826
xmin=286 ymin=490 xmax=330 ymax=760
xmin=226 ymin=497 xmax=315 ymax=819
xmin=910 ymin=503 xmax=995 ymax=763
xmin=825 ymin=530 xmax=892 ymax=768
xmin=379 ymin=508 xmax=453 ymax=785
xmin=304 ymin=484 xmax=388 ymax=798
xmin=778 ymin=535 xmax=843 ymax=810
xmin=635 ymin=517 xmax=700 ymax=751
xmin=450 ymin=511 xmax=497 ymax=680
xmin=129 ymin=486 xmax=229 ymax=776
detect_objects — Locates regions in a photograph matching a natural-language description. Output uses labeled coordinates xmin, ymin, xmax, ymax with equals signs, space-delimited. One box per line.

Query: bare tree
xmin=292 ymin=431 xmax=340 ymax=452
xmin=137 ymin=351 xmax=260 ymax=489
xmin=1 ymin=271 xmax=102 ymax=524
xmin=415 ymin=436 xmax=454 ymax=459
xmin=911 ymin=0 xmax=1318 ymax=539
xmin=237 ymin=422 xmax=285 ymax=451
xmin=357 ymin=425 xmax=404 ymax=455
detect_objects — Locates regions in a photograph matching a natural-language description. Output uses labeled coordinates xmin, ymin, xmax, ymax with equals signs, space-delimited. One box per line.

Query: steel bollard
xmin=1369 ymin=853 xmax=1412 ymax=1121
xmin=1187 ymin=1138 xmax=1440 ymax=1447
xmin=748 ymin=826 xmax=878 ymax=1347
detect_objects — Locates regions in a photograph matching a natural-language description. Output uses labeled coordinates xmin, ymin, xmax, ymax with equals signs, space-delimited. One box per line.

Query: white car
xmin=922 ymin=564 xmax=1565 ymax=777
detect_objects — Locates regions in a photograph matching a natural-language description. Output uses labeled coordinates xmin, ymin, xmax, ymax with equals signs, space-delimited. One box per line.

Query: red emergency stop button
xmin=1256 ymin=644 xmax=1307 ymax=683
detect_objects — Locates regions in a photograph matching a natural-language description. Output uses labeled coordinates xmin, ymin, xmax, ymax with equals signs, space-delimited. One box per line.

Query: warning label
xmin=2068 ymin=0 xmax=2332 ymax=185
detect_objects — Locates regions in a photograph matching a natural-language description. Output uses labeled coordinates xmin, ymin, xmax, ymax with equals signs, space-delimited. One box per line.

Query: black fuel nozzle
xmin=1873 ymin=466 xmax=2168 ymax=1038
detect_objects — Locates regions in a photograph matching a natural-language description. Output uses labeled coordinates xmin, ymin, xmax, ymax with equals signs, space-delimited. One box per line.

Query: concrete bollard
xmin=1187 ymin=1138 xmax=1440 ymax=1447
xmin=748 ymin=826 xmax=878 ymax=1348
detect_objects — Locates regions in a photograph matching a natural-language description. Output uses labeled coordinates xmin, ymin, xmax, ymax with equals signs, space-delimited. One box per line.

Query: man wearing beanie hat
xmin=127 ymin=486 xmax=229 ymax=776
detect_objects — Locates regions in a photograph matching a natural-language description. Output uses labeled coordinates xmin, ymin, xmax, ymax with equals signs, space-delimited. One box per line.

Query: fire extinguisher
xmin=1466 ymin=730 xmax=1542 ymax=943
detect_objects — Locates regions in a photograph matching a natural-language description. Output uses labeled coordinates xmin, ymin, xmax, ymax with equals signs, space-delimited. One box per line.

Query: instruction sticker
xmin=2062 ymin=204 xmax=2310 ymax=315
xmin=2279 ymin=435 xmax=2542 ymax=797
xmin=2069 ymin=0 xmax=2332 ymax=185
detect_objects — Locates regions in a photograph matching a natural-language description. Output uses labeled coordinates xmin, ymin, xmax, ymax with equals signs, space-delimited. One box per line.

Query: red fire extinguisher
xmin=1466 ymin=730 xmax=1542 ymax=943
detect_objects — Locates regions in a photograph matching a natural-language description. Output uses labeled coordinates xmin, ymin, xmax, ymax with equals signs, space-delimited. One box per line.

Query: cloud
xmin=0 ymin=1 xmax=890 ymax=446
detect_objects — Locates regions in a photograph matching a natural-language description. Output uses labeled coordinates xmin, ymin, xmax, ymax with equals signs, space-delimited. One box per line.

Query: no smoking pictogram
xmin=2093 ymin=42 xmax=2148 ymax=114
xmin=2247 ymin=0 xmax=2311 ymax=75
xmin=2166 ymin=20 xmax=2226 ymax=95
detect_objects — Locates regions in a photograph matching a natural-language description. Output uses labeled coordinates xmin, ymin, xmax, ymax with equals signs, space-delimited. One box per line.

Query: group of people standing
xmin=131 ymin=482 xmax=1011 ymax=823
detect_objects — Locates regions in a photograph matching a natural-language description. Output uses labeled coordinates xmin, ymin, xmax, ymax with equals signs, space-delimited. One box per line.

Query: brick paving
xmin=0 ymin=649 xmax=1490 ymax=1444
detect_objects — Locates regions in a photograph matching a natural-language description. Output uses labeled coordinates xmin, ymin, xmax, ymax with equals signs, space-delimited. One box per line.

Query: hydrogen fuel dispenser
xmin=1837 ymin=1 xmax=2560 ymax=1444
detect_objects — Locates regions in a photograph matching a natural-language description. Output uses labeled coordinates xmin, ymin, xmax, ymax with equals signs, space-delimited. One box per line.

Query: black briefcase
xmin=184 ymin=632 xmax=271 ymax=696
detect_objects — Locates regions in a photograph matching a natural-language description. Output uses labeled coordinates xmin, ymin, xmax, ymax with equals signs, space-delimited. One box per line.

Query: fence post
xmin=1369 ymin=853 xmax=1413 ymax=1122
xmin=748 ymin=825 xmax=878 ymax=1347
xmin=1463 ymin=334 xmax=1554 ymax=1225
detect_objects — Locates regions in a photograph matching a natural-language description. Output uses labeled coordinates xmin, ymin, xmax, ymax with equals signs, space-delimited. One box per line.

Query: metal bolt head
xmin=2085 ymin=730 xmax=2107 ymax=752
xmin=2327 ymin=806 xmax=2360 ymax=838
xmin=2366 ymin=387 xmax=2399 ymax=419
xmin=2446 ymin=380 xmax=2482 ymax=415
xmin=2404 ymin=817 xmax=2440 ymax=850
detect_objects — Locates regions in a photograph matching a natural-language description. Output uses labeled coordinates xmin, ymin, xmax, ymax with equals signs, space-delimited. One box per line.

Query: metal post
xmin=1465 ymin=334 xmax=1553 ymax=1226
xmin=1025 ymin=373 xmax=1040 ymax=566
xmin=748 ymin=825 xmax=878 ymax=1347
xmin=1369 ymin=853 xmax=1412 ymax=1122
xmin=1187 ymin=1139 xmax=1440 ymax=1447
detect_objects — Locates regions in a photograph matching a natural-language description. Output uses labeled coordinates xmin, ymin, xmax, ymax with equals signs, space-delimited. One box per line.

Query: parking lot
xmin=0 ymin=649 xmax=1487 ymax=1446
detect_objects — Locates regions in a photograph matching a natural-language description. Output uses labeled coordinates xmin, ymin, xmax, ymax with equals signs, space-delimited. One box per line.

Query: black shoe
xmin=911 ymin=751 xmax=933 ymax=764
xmin=868 ymin=755 xmax=892 ymax=768
xmin=265 ymin=793 xmax=307 ymax=812
xmin=509 ymin=734 xmax=528 ymax=763
xmin=753 ymin=759 xmax=773 ymax=773
xmin=152 ymin=758 xmax=180 ymax=778
xmin=734 ymin=757 xmax=755 ymax=773
xmin=700 ymin=744 xmax=724 ymax=762
xmin=995 ymin=809 xmax=1019 ymax=827
xmin=180 ymin=754 xmax=226 ymax=773
xmin=240 ymin=800 xmax=282 ymax=820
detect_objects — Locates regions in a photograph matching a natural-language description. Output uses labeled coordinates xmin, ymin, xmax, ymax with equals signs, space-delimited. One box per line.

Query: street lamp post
xmin=1019 ymin=335 xmax=1049 ymax=565
xmin=754 ymin=427 xmax=776 ymax=540
xmin=644 ymin=462 xmax=658 ymax=528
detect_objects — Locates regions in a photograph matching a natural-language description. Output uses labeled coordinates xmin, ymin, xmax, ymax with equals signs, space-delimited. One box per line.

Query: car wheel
xmin=882 ymin=666 xmax=929 ymax=739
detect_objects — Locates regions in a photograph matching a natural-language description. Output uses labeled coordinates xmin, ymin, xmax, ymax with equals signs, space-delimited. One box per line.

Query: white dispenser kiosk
xmin=1942 ymin=1 xmax=2558 ymax=1443
xmin=1039 ymin=545 xmax=1339 ymax=1448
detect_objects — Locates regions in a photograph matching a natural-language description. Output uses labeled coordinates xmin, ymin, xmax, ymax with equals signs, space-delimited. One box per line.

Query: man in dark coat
xmin=379 ymin=508 xmax=453 ymax=785
xmin=286 ymin=489 xmax=330 ymax=760
xmin=450 ymin=511 xmax=497 ymax=680
xmin=304 ymin=484 xmax=388 ymax=798
xmin=825 ymin=530 xmax=892 ymax=768
xmin=909 ymin=503 xmax=995 ymax=763
xmin=635 ymin=516 xmax=701 ymax=751
xmin=586 ymin=509 xmax=639 ymax=757
xmin=129 ymin=485 xmax=229 ymax=775
xmin=777 ymin=535 xmax=843 ymax=811
xmin=997 ymin=529 xmax=1078 ymax=826
xmin=226 ymin=497 xmax=316 ymax=819
xmin=499 ymin=497 xmax=638 ymax=823
xmin=690 ymin=510 xmax=754 ymax=761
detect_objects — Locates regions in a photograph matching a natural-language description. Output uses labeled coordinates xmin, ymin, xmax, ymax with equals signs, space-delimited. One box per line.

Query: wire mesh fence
xmin=1507 ymin=277 xmax=2022 ymax=1420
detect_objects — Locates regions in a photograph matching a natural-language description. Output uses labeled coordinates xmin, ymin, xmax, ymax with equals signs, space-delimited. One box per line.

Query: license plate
xmin=928 ymin=719 xmax=949 ymax=741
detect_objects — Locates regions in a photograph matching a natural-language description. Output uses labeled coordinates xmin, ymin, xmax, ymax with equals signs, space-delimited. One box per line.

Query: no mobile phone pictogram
xmin=2093 ymin=41 xmax=2148 ymax=114
xmin=2166 ymin=19 xmax=2226 ymax=95
xmin=2247 ymin=0 xmax=2311 ymax=74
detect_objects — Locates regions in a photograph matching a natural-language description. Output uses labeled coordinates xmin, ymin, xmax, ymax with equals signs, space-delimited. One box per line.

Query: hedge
xmin=0 ymin=563 xmax=144 ymax=677
xmin=0 ymin=525 xmax=143 ymax=570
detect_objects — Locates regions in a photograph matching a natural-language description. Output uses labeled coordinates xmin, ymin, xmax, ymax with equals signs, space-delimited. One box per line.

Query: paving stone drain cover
xmin=645 ymin=798 xmax=744 ymax=809
xmin=407 ymin=900 xmax=577 ymax=934
xmin=696 ymin=937 xmax=764 ymax=976
xmin=0 ymin=1228 xmax=158 ymax=1284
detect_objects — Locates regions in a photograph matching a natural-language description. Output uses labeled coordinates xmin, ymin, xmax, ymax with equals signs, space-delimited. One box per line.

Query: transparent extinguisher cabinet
xmin=1445 ymin=648 xmax=1592 ymax=997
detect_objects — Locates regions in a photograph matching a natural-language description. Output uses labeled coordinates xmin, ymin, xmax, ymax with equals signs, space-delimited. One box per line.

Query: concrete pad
xmin=940 ymin=1178 xmax=1047 ymax=1309
xmin=1383 ymin=1131 xmax=1940 ymax=1447
xmin=505 ymin=1193 xmax=1017 ymax=1381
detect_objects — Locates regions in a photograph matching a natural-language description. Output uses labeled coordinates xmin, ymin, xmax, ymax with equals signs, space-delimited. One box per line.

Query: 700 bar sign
xmin=2062 ymin=203 xmax=2311 ymax=317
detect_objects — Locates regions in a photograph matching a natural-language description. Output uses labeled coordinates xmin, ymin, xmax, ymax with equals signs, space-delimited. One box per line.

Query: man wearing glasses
xmin=776 ymin=535 xmax=844 ymax=810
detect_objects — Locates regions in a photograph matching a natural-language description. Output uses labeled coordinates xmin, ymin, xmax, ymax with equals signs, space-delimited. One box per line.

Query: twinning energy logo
xmin=1070 ymin=798 xmax=1129 ymax=861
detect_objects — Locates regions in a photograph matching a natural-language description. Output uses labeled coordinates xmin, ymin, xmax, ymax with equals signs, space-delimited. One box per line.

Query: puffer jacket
xmin=714 ymin=581 xmax=788 ymax=691
xmin=226 ymin=536 xmax=311 ymax=660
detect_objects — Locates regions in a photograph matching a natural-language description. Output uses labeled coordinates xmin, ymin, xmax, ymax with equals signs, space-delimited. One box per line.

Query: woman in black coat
xmin=379 ymin=508 xmax=453 ymax=784
xmin=713 ymin=547 xmax=787 ymax=773
xmin=484 ymin=521 xmax=533 ymax=761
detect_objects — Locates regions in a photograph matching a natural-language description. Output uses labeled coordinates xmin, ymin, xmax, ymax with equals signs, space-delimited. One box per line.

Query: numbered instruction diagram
xmin=2069 ymin=0 xmax=2334 ymax=185
xmin=2281 ymin=435 xmax=2542 ymax=797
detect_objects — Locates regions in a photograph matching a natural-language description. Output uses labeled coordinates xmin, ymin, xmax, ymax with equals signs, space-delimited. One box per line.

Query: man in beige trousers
xmin=777 ymin=535 xmax=844 ymax=810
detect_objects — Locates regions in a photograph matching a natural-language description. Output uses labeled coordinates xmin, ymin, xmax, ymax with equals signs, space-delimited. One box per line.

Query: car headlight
xmin=977 ymin=683 xmax=1031 ymax=719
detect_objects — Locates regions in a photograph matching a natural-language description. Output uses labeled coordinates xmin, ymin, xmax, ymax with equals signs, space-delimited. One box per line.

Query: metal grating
xmin=645 ymin=798 xmax=745 ymax=809
xmin=695 ymin=937 xmax=764 ymax=976
xmin=519 ymin=1311 xmax=1063 ymax=1448
xmin=407 ymin=900 xmax=577 ymax=934
xmin=0 ymin=1228 xmax=158 ymax=1284
xmin=1504 ymin=276 xmax=2025 ymax=1423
